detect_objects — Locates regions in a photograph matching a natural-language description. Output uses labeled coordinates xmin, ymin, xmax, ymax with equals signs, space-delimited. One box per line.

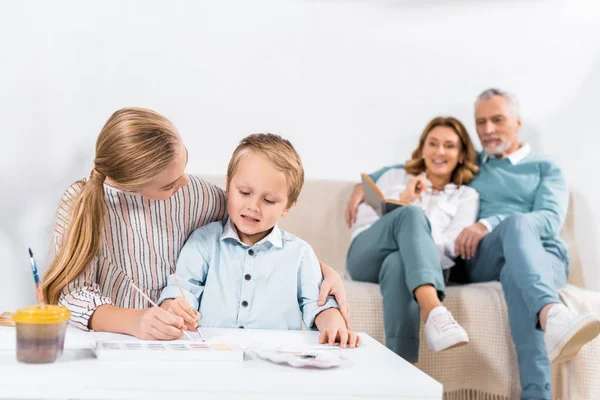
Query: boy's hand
xmin=160 ymin=298 xmax=200 ymax=331
xmin=315 ymin=308 xmax=361 ymax=349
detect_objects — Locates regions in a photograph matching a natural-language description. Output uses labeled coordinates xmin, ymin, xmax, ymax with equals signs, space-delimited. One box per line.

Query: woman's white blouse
xmin=350 ymin=168 xmax=479 ymax=269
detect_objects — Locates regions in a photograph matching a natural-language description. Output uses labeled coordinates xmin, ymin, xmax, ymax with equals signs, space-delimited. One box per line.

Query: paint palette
xmin=93 ymin=341 xmax=243 ymax=362
xmin=249 ymin=346 xmax=348 ymax=369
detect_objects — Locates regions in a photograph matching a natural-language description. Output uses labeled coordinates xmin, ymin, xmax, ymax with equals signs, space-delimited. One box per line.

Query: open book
xmin=361 ymin=173 xmax=405 ymax=217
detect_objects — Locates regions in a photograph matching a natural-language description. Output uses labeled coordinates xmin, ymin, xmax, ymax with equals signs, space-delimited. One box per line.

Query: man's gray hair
xmin=475 ymin=88 xmax=520 ymax=117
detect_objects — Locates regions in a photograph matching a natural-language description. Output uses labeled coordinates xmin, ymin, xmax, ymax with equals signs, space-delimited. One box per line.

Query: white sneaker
xmin=544 ymin=304 xmax=600 ymax=364
xmin=424 ymin=306 xmax=469 ymax=352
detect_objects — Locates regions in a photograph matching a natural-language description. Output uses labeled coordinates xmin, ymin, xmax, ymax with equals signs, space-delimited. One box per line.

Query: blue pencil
xmin=28 ymin=248 xmax=46 ymax=309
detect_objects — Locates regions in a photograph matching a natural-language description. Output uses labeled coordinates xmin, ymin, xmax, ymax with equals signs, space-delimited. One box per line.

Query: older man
xmin=454 ymin=88 xmax=600 ymax=400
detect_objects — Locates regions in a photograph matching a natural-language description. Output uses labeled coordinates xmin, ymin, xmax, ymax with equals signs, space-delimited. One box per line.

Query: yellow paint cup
xmin=12 ymin=305 xmax=71 ymax=363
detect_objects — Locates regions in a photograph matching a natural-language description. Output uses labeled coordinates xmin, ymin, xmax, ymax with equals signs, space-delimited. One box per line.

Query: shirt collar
xmin=221 ymin=217 xmax=283 ymax=248
xmin=416 ymin=173 xmax=458 ymax=194
xmin=423 ymin=180 xmax=458 ymax=194
xmin=481 ymin=143 xmax=531 ymax=165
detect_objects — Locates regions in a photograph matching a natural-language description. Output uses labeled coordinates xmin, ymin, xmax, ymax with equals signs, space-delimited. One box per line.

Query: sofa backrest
xmin=200 ymin=174 xmax=584 ymax=287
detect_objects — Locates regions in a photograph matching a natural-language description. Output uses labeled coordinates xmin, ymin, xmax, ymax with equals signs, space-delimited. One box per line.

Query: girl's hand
xmin=318 ymin=262 xmax=349 ymax=327
xmin=160 ymin=298 xmax=200 ymax=331
xmin=315 ymin=308 xmax=362 ymax=348
xmin=132 ymin=307 xmax=186 ymax=340
xmin=344 ymin=184 xmax=365 ymax=228
xmin=399 ymin=174 xmax=428 ymax=204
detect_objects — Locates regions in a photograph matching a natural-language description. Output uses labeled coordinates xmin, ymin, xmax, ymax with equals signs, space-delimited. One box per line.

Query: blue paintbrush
xmin=28 ymin=248 xmax=46 ymax=310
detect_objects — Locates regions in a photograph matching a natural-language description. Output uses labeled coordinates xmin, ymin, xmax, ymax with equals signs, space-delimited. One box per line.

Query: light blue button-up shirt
xmin=158 ymin=218 xmax=338 ymax=330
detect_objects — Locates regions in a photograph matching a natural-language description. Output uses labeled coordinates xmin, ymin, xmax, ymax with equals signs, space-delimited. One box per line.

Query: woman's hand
xmin=344 ymin=184 xmax=365 ymax=228
xmin=398 ymin=174 xmax=428 ymax=204
xmin=315 ymin=308 xmax=361 ymax=348
xmin=131 ymin=306 xmax=186 ymax=340
xmin=318 ymin=262 xmax=349 ymax=327
xmin=160 ymin=298 xmax=200 ymax=331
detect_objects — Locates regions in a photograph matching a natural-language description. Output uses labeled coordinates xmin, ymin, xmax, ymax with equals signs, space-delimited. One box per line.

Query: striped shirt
xmin=52 ymin=175 xmax=226 ymax=330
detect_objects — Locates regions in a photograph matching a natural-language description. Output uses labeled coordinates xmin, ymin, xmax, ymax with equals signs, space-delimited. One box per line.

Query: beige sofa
xmin=203 ymin=175 xmax=600 ymax=400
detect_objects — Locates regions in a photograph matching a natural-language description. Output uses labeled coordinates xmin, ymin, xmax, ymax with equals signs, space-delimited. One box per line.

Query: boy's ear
xmin=281 ymin=201 xmax=296 ymax=217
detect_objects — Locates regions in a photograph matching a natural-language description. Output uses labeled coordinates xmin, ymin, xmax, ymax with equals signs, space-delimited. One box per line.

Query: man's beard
xmin=484 ymin=140 xmax=512 ymax=157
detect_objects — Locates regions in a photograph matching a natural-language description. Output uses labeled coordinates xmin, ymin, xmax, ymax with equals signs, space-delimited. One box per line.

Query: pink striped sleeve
xmin=52 ymin=181 xmax=84 ymax=250
xmin=195 ymin=177 xmax=227 ymax=227
xmin=57 ymin=256 xmax=114 ymax=331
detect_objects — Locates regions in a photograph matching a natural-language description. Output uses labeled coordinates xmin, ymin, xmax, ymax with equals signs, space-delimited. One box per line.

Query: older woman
xmin=344 ymin=116 xmax=479 ymax=362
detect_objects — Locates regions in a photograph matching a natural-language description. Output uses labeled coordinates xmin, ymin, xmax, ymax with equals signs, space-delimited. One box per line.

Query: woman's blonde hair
xmin=42 ymin=107 xmax=180 ymax=305
xmin=404 ymin=116 xmax=479 ymax=186
xmin=226 ymin=133 xmax=304 ymax=207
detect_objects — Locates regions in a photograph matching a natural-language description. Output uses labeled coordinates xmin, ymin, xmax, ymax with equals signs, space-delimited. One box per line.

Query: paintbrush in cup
xmin=28 ymin=248 xmax=46 ymax=310
xmin=130 ymin=282 xmax=195 ymax=341
xmin=173 ymin=273 xmax=205 ymax=342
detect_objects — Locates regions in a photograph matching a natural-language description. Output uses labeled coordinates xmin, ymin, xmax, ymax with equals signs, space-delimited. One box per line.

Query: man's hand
xmin=344 ymin=184 xmax=365 ymax=228
xmin=455 ymin=222 xmax=489 ymax=260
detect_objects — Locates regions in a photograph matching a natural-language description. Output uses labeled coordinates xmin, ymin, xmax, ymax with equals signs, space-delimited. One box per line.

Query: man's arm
xmin=368 ymin=163 xmax=404 ymax=183
xmin=524 ymin=161 xmax=568 ymax=239
xmin=479 ymin=161 xmax=567 ymax=236
xmin=456 ymin=161 xmax=568 ymax=259
xmin=435 ymin=188 xmax=479 ymax=258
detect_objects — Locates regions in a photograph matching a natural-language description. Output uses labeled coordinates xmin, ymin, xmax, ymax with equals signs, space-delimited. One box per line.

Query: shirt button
xmin=244 ymin=274 xmax=251 ymax=281
xmin=248 ymin=249 xmax=255 ymax=256
xmin=238 ymin=325 xmax=245 ymax=329
xmin=241 ymin=300 xmax=249 ymax=307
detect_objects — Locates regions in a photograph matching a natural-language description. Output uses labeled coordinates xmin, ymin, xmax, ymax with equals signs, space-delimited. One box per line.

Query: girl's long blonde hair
xmin=42 ymin=107 xmax=180 ymax=305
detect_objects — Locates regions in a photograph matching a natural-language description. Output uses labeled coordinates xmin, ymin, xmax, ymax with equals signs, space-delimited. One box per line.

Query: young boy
xmin=159 ymin=133 xmax=360 ymax=348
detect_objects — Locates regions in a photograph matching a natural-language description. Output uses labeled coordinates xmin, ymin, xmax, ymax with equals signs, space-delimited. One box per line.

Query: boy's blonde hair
xmin=226 ymin=133 xmax=304 ymax=207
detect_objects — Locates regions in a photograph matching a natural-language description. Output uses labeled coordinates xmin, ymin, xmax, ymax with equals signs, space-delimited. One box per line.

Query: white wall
xmin=1 ymin=0 xmax=600 ymax=311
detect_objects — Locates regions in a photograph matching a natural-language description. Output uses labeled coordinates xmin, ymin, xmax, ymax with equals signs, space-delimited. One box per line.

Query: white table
xmin=0 ymin=326 xmax=442 ymax=399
